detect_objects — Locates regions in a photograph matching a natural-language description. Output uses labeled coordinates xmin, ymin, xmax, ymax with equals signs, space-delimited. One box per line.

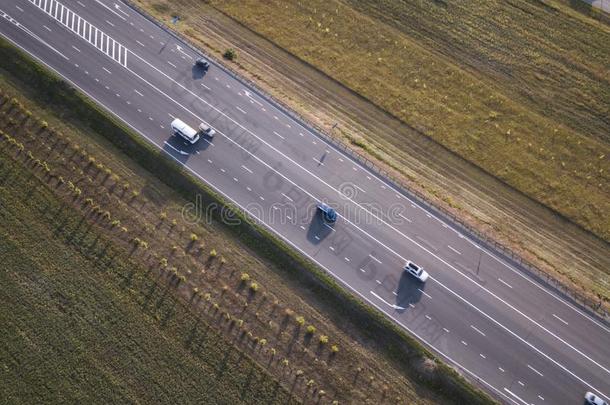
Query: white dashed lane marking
xmin=470 ymin=325 xmax=486 ymax=337
xmin=527 ymin=364 xmax=544 ymax=377
xmin=448 ymin=245 xmax=461 ymax=255
xmin=368 ymin=254 xmax=382 ymax=264
xmin=498 ymin=278 xmax=513 ymax=289
xmin=552 ymin=313 xmax=569 ymax=326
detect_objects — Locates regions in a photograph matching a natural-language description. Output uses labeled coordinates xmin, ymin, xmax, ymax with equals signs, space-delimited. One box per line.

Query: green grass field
xmin=0 ymin=150 xmax=294 ymax=404
xmin=203 ymin=0 xmax=609 ymax=241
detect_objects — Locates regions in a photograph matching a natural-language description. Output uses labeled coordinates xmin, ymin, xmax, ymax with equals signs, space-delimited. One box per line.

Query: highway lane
xmin=1 ymin=1 xmax=609 ymax=403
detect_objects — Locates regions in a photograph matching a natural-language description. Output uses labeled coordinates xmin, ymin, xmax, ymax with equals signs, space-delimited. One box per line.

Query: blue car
xmin=317 ymin=202 xmax=337 ymax=223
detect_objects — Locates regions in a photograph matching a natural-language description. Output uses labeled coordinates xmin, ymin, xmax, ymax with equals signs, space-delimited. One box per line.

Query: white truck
xmin=170 ymin=118 xmax=216 ymax=144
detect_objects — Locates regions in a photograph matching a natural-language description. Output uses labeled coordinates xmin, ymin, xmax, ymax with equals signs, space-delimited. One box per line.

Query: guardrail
xmin=125 ymin=1 xmax=609 ymax=324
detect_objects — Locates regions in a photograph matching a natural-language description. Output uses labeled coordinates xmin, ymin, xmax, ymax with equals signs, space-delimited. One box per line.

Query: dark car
xmin=317 ymin=203 xmax=337 ymax=223
xmin=195 ymin=58 xmax=210 ymax=70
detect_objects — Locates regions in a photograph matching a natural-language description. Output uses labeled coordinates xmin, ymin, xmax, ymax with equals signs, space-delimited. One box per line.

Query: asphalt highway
xmin=1 ymin=1 xmax=609 ymax=403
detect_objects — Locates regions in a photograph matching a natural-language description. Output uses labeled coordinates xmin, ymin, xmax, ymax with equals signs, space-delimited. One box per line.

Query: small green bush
xmin=223 ymin=48 xmax=237 ymax=61
xmin=249 ymin=282 xmax=259 ymax=292
xmin=331 ymin=345 xmax=339 ymax=353
xmin=190 ymin=233 xmax=198 ymax=241
xmin=295 ymin=316 xmax=305 ymax=326
xmin=306 ymin=325 xmax=316 ymax=335
xmin=209 ymin=248 xmax=217 ymax=257
xmin=319 ymin=335 xmax=329 ymax=344
xmin=240 ymin=272 xmax=250 ymax=282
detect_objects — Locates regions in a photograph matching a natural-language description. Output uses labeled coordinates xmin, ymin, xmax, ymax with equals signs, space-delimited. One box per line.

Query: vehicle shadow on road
xmin=394 ymin=271 xmax=424 ymax=313
xmin=192 ymin=65 xmax=207 ymax=80
xmin=306 ymin=211 xmax=333 ymax=244
xmin=162 ymin=134 xmax=211 ymax=164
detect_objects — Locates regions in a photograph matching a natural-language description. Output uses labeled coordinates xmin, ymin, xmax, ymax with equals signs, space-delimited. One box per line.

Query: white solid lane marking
xmin=417 ymin=288 xmax=432 ymax=299
xmin=498 ymin=278 xmax=513 ymax=289
xmin=330 ymin=246 xmax=336 ymax=251
xmin=201 ymin=83 xmax=210 ymax=90
xmin=246 ymin=187 xmax=252 ymax=192
xmin=105 ymin=20 xmax=114 ymax=27
xmin=233 ymin=177 xmax=238 ymax=182
xmin=259 ymin=196 xmax=265 ymax=201
xmin=360 ymin=268 xmax=366 ymax=273
xmin=241 ymin=165 xmax=253 ymax=174
xmin=220 ymin=168 xmax=226 ymax=173
xmin=470 ymin=325 xmax=486 ymax=337
xmin=552 ymin=313 xmax=569 ymax=326
xmin=281 ymin=193 xmax=293 ymax=202
xmin=43 ymin=25 xmax=52 ymax=31
xmin=461 ymin=340 xmax=468 ymax=346
xmin=274 ymin=115 xmax=278 ymax=120
xmin=354 ymin=184 xmax=366 ymax=193
xmin=538 ymin=395 xmax=545 ymax=401
xmin=527 ymin=364 xmax=544 ymax=377
xmin=425 ymin=314 xmax=432 ymax=320
xmin=236 ymin=106 xmax=247 ymax=114
xmin=15 ymin=5 xmax=24 ymax=12
xmin=102 ymin=67 xmax=112 ymax=74
xmin=443 ymin=327 xmax=450 ymax=333
xmin=134 ymin=89 xmax=144 ymax=97
xmin=136 ymin=40 xmax=145 ymax=47
xmin=94 ymin=0 xmax=126 ymax=21
xmin=314 ymin=235 xmax=320 ymax=241
xmin=273 ymin=131 xmax=285 ymax=140
xmin=167 ymin=61 xmax=177 ymax=68
xmin=448 ymin=245 xmax=461 ymax=255
xmin=345 ymin=257 xmax=350 ymax=262
xmin=300 ymin=225 xmax=305 ymax=230
xmin=207 ymin=159 xmax=212 ymax=163
xmin=480 ymin=353 xmax=486 ymax=359
xmin=518 ymin=381 xmax=525 ymax=387
xmin=368 ymin=254 xmax=382 ymax=264
xmin=163 ymin=141 xmax=188 ymax=156
xmin=72 ymin=45 xmax=81 ymax=52
xmin=77 ymin=1 xmax=86 ymax=7
xmin=370 ymin=291 xmax=406 ymax=310
xmin=504 ymin=388 xmax=529 ymax=405
xmin=312 ymin=157 xmax=325 ymax=166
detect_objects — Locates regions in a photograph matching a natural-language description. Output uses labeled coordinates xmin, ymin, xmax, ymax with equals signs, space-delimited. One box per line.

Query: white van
xmin=171 ymin=118 xmax=199 ymax=144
